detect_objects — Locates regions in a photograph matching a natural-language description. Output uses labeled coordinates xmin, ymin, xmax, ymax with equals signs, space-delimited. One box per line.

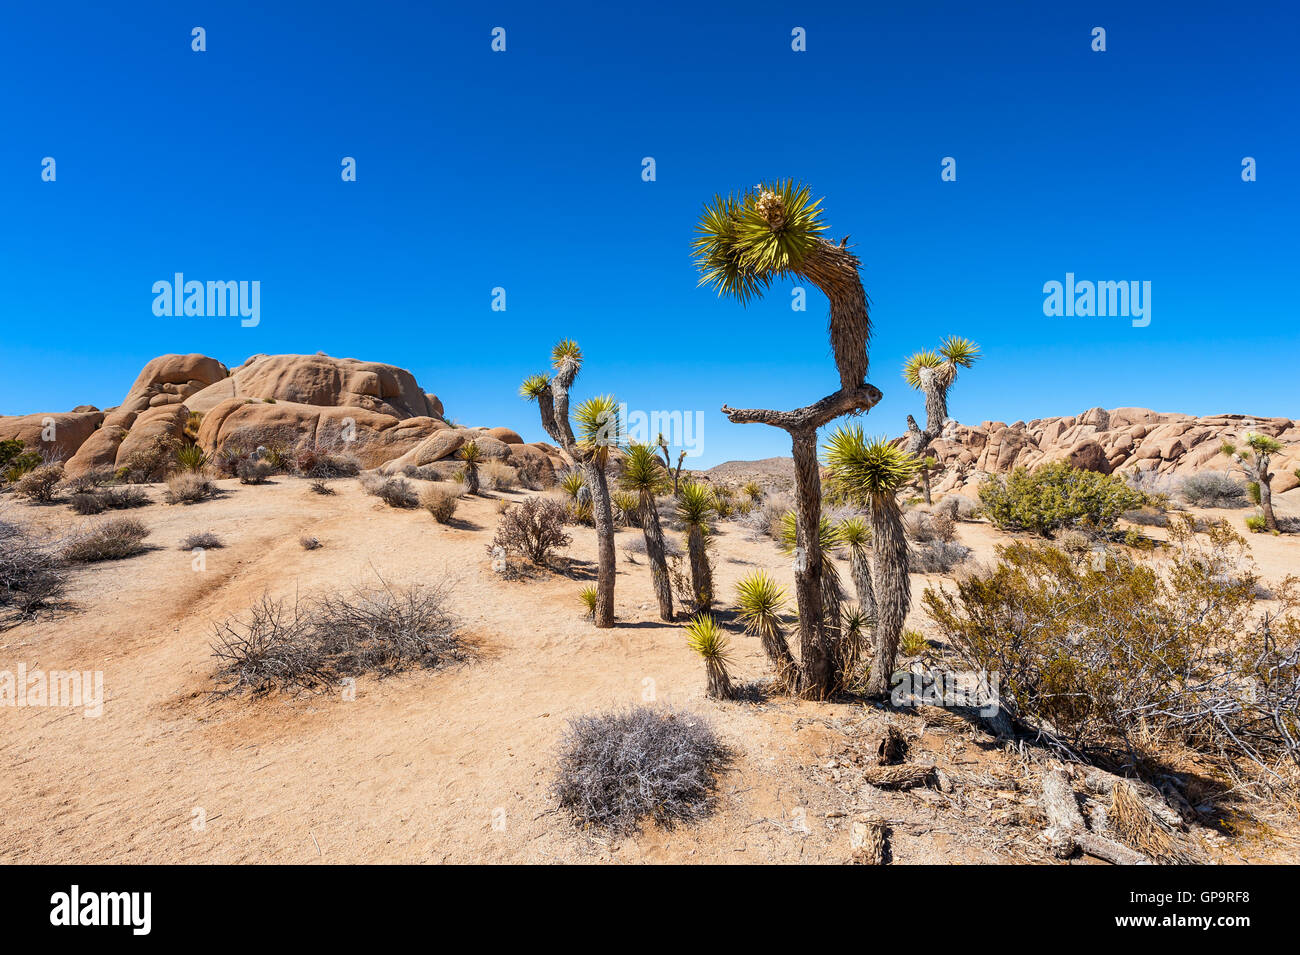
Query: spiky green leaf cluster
xmin=735 ymin=571 xmax=787 ymax=634
xmin=573 ymin=395 xmax=621 ymax=464
xmin=837 ymin=515 xmax=872 ymax=548
xmin=902 ymin=349 xmax=943 ymax=389
xmin=684 ymin=613 xmax=731 ymax=662
xmin=692 ymin=179 xmax=827 ymax=305
xmin=551 ymin=339 xmax=583 ymax=370
xmin=1245 ymin=432 xmax=1283 ymax=456
xmin=938 ymin=336 xmax=981 ymax=367
xmin=676 ymin=481 xmax=716 ymax=528
xmin=823 ymin=425 xmax=921 ymax=500
xmin=620 ymin=442 xmax=668 ymax=495
xmin=457 ymin=440 xmax=482 ymax=464
xmin=519 ymin=373 xmax=549 ymax=401
xmin=778 ymin=510 xmax=841 ymax=555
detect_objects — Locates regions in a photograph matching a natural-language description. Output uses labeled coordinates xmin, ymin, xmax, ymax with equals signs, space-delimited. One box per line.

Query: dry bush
xmin=308 ymin=478 xmax=334 ymax=495
xmin=1122 ymin=507 xmax=1169 ymax=528
xmin=116 ymin=435 xmax=176 ymax=483
xmin=904 ymin=510 xmax=956 ymax=543
xmin=0 ymin=517 xmax=68 ymax=622
xmin=622 ymin=534 xmax=681 ymax=561
xmin=911 ymin=539 xmax=972 ymax=574
xmin=514 ymin=459 xmax=547 ymax=490
xmin=1177 ymin=471 xmax=1247 ymax=508
xmin=62 ymin=516 xmax=150 ymax=562
xmin=924 ymin=516 xmax=1300 ymax=786
xmin=935 ymin=494 xmax=980 ymax=522
xmin=489 ymin=496 xmax=571 ymax=564
xmin=180 ymin=531 xmax=223 ymax=550
xmin=13 ymin=463 xmax=64 ymax=503
xmin=237 ymin=458 xmax=273 ymax=485
xmin=551 ymin=706 xmax=732 ymax=834
xmin=211 ymin=582 xmax=464 ymax=696
xmin=299 ymin=535 xmax=322 ymax=550
xmin=481 ymin=461 xmax=517 ymax=492
xmin=62 ymin=467 xmax=114 ymax=494
xmin=69 ymin=486 xmax=151 ymax=515
xmin=420 ymin=483 xmax=459 ymax=524
xmin=293 ymin=443 xmax=361 ymax=478
xmin=360 ymin=474 xmax=418 ymax=508
xmin=737 ymin=491 xmax=795 ymax=541
xmin=165 ymin=472 xmax=217 ymax=504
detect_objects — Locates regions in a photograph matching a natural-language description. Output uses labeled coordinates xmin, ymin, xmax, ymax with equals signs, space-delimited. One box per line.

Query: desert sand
xmin=2 ymin=472 xmax=1297 ymax=865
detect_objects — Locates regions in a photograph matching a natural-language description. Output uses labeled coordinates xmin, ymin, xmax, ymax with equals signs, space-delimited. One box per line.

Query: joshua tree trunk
xmin=865 ymin=492 xmax=911 ymax=697
xmin=706 ymin=659 xmax=734 ymax=700
xmin=464 ymin=463 xmax=480 ymax=495
xmin=686 ymin=524 xmax=712 ymax=611
xmin=917 ymin=366 xmax=951 ymax=437
xmin=847 ymin=544 xmax=876 ymax=620
xmin=639 ymin=492 xmax=673 ymax=621
xmin=795 ymin=242 xmax=872 ymax=392
xmin=760 ymin=622 xmax=799 ymax=694
xmin=906 ymin=414 xmax=932 ymax=505
xmin=1252 ymin=456 xmax=1278 ymax=532
xmin=920 ymin=467 xmax=931 ymax=505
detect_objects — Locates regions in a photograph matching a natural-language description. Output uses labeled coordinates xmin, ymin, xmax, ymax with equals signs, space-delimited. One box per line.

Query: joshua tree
xmin=695 ymin=179 xmax=882 ymax=698
xmin=836 ymin=516 xmax=876 ymax=620
xmin=457 ymin=440 xmax=482 ymax=494
xmin=902 ymin=337 xmax=980 ymax=503
xmin=778 ymin=511 xmax=846 ymax=671
xmin=735 ymin=570 xmax=798 ymax=692
xmin=676 ymin=481 xmax=715 ymax=611
xmin=621 ymin=442 xmax=673 ymax=621
xmin=520 ymin=341 xmax=619 ymax=627
xmin=1222 ymin=432 xmax=1285 ymax=532
xmin=656 ymin=433 xmax=688 ymax=496
xmin=824 ymin=425 xmax=920 ymax=697
xmin=684 ymin=613 xmax=735 ymax=700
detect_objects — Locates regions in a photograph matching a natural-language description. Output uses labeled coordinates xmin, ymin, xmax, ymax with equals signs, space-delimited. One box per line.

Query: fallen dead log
xmin=1080 ymin=768 xmax=1186 ymax=829
xmin=862 ymin=763 xmax=936 ymax=790
xmin=866 ymin=725 xmax=908 ymax=765
xmin=1040 ymin=768 xmax=1152 ymax=865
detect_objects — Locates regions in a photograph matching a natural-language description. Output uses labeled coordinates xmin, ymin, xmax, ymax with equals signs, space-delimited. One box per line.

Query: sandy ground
xmin=1 ymin=476 xmax=1297 ymax=864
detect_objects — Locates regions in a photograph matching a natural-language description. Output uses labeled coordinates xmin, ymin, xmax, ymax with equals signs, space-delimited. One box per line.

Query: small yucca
xmin=519 ymin=373 xmax=549 ymax=400
xmin=573 ymin=395 xmax=621 ymax=466
xmin=174 ymin=443 xmax=208 ymax=472
xmin=736 ymin=571 xmax=798 ymax=693
xmin=684 ymin=613 xmax=735 ymax=700
xmin=579 ymin=585 xmax=598 ymax=619
xmin=741 ymin=480 xmax=763 ymax=502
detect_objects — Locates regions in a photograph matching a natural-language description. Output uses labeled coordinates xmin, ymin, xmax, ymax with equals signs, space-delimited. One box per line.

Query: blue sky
xmin=2 ymin=1 xmax=1296 ymax=467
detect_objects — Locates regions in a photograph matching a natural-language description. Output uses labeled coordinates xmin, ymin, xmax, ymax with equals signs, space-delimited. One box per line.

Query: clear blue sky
xmin=2 ymin=1 xmax=1296 ymax=467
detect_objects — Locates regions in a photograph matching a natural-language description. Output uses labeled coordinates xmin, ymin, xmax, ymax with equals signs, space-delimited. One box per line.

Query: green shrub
xmin=1247 ymin=481 xmax=1262 ymax=505
xmin=978 ymin=462 xmax=1145 ymax=536
xmin=923 ymin=516 xmax=1300 ymax=779
xmin=1245 ymin=515 xmax=1267 ymax=533
xmin=1 ymin=439 xmax=41 ymax=481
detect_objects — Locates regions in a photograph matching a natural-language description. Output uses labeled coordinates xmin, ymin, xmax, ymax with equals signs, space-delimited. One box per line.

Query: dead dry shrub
xmin=489 ymin=496 xmax=571 ymax=564
xmin=13 ymin=463 xmax=64 ymax=503
xmin=180 ymin=531 xmax=223 ymax=550
xmin=165 ymin=472 xmax=217 ymax=504
xmin=62 ymin=516 xmax=151 ymax=562
xmin=237 ymin=458 xmax=273 ymax=485
xmin=911 ymin=539 xmax=972 ymax=573
xmin=420 ymin=483 xmax=459 ymax=524
xmin=360 ymin=474 xmax=418 ymax=508
xmin=211 ymin=581 xmax=464 ymax=696
xmin=0 ymin=517 xmax=68 ymax=622
xmin=116 ymin=435 xmax=176 ymax=483
xmin=481 ymin=460 xmax=517 ymax=492
xmin=551 ymin=706 xmax=732 ymax=834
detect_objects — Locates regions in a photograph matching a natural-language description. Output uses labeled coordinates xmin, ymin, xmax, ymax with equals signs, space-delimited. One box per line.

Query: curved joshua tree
xmin=902 ymin=337 xmax=980 ymax=503
xmin=824 ymin=425 xmax=920 ymax=697
xmin=520 ymin=342 xmax=619 ymax=627
xmin=621 ymin=442 xmax=673 ymax=621
xmin=676 ymin=480 xmax=716 ymax=612
xmin=695 ymin=179 xmax=882 ymax=698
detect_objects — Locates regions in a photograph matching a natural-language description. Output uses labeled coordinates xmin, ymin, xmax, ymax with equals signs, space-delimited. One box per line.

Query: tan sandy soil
xmin=1 ymin=476 xmax=1297 ymax=864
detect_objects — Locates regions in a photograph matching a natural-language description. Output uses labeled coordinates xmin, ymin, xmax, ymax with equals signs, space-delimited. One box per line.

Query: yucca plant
xmin=1223 ymin=432 xmax=1285 ymax=532
xmin=579 ymin=585 xmax=598 ymax=620
xmin=457 ymin=440 xmax=482 ymax=494
xmin=736 ymin=571 xmax=797 ymax=692
xmin=174 ymin=443 xmax=208 ymax=473
xmin=558 ymin=469 xmax=585 ymax=500
xmin=696 ymin=179 xmax=881 ymax=698
xmin=837 ymin=516 xmax=877 ymax=621
xmin=620 ymin=442 xmax=673 ymax=621
xmin=840 ymin=604 xmax=871 ymax=686
xmin=612 ymin=490 xmax=641 ymax=526
xmin=902 ymin=336 xmax=980 ymax=504
xmin=684 ymin=613 xmax=735 ymax=700
xmin=676 ymin=481 xmax=715 ymax=611
xmin=741 ymin=480 xmax=763 ymax=503
xmin=824 ymin=425 xmax=921 ymax=696
xmin=521 ymin=340 xmax=618 ymax=626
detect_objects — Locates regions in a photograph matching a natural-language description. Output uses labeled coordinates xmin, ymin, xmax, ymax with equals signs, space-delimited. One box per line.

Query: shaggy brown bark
xmin=639 ymin=492 xmax=673 ymax=621
xmin=847 ymin=544 xmax=876 ymax=620
xmin=861 ymin=764 xmax=935 ymax=790
xmin=865 ymin=493 xmax=910 ymax=697
xmin=463 ymin=461 xmax=480 ymax=495
xmin=796 ymin=241 xmax=872 ymax=392
xmin=686 ymin=524 xmax=712 ymax=611
xmin=1252 ymin=453 xmax=1278 ymax=532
